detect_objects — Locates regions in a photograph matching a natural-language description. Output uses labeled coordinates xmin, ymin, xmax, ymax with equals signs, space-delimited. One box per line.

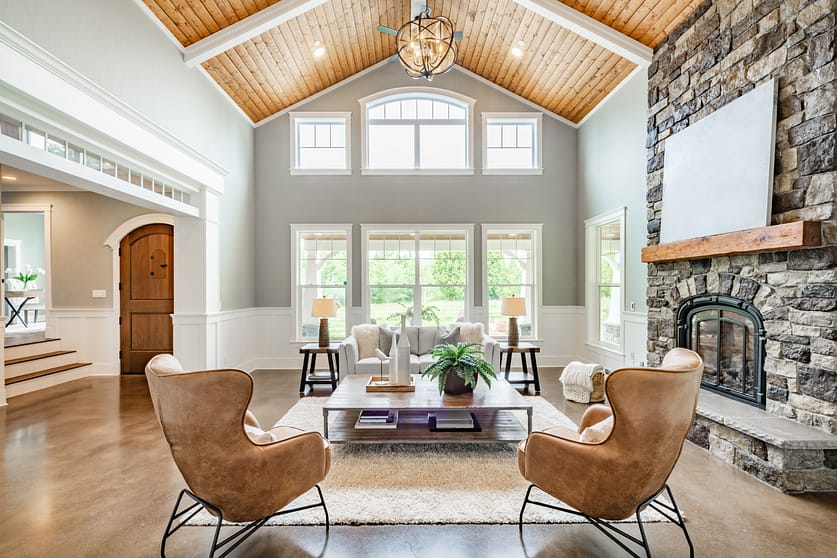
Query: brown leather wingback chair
xmin=518 ymin=348 xmax=703 ymax=557
xmin=146 ymin=354 xmax=331 ymax=557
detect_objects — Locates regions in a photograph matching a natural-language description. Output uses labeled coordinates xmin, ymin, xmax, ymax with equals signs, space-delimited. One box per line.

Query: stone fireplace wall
xmin=645 ymin=0 xmax=836 ymax=434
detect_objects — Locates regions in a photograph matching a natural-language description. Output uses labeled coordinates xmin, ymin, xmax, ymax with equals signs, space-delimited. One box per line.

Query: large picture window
xmin=360 ymin=88 xmax=474 ymax=174
xmin=292 ymin=225 xmax=351 ymax=340
xmin=483 ymin=225 xmax=541 ymax=338
xmin=363 ymin=226 xmax=472 ymax=326
xmin=585 ymin=209 xmax=625 ymax=349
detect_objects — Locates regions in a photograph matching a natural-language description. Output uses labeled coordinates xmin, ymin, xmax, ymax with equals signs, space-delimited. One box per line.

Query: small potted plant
xmin=421 ymin=342 xmax=497 ymax=395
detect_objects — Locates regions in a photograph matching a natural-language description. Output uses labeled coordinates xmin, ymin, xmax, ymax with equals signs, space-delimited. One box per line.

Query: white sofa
xmin=338 ymin=323 xmax=500 ymax=375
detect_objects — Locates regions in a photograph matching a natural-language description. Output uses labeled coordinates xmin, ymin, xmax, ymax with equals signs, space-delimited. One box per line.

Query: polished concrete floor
xmin=1 ymin=369 xmax=836 ymax=557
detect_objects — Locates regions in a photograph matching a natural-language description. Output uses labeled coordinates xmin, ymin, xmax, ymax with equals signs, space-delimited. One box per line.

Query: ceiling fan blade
xmin=377 ymin=24 xmax=398 ymax=36
xmin=454 ymin=31 xmax=463 ymax=41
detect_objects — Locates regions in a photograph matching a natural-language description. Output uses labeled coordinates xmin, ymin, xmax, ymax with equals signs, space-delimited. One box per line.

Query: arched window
xmin=360 ymin=88 xmax=474 ymax=174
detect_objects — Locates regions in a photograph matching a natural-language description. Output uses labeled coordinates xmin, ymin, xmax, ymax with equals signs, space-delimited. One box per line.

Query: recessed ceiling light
xmin=1 ymin=175 xmax=17 ymax=181
xmin=313 ymin=41 xmax=325 ymax=58
xmin=511 ymin=40 xmax=524 ymax=58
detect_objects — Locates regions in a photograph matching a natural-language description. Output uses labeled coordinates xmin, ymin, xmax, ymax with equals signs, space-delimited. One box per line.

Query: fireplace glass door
xmin=677 ymin=296 xmax=765 ymax=407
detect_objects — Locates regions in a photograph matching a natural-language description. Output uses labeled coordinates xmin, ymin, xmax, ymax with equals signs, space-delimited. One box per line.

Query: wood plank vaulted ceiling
xmin=142 ymin=0 xmax=703 ymax=124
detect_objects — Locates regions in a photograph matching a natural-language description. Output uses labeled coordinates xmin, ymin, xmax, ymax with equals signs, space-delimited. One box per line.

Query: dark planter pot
xmin=444 ymin=369 xmax=474 ymax=395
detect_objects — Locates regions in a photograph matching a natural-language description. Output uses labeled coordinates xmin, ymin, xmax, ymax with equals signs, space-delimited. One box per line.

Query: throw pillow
xmin=418 ymin=326 xmax=438 ymax=355
xmin=579 ymin=416 xmax=614 ymax=444
xmin=352 ymin=324 xmax=380 ymax=360
xmin=460 ymin=322 xmax=485 ymax=344
xmin=437 ymin=326 xmax=460 ymax=347
xmin=244 ymin=424 xmax=274 ymax=444
xmin=378 ymin=325 xmax=400 ymax=356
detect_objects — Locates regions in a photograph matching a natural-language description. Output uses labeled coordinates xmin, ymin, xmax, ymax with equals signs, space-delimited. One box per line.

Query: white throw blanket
xmin=562 ymin=361 xmax=604 ymax=392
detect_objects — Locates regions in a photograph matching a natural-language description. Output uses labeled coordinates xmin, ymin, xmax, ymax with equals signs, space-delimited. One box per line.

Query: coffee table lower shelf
xmin=325 ymin=409 xmax=528 ymax=443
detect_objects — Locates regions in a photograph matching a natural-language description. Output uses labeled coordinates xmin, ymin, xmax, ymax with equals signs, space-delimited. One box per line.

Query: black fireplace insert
xmin=676 ymin=295 xmax=766 ymax=408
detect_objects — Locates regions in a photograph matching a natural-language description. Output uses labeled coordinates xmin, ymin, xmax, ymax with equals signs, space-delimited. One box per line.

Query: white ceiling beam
xmin=183 ymin=0 xmax=328 ymax=67
xmin=512 ymin=0 xmax=652 ymax=67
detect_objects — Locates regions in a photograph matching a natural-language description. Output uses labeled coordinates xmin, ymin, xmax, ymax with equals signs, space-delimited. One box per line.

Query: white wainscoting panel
xmin=530 ymin=306 xmax=586 ymax=367
xmin=584 ymin=310 xmax=648 ymax=371
xmin=48 ymin=308 xmax=119 ymax=375
xmin=623 ymin=311 xmax=649 ymax=367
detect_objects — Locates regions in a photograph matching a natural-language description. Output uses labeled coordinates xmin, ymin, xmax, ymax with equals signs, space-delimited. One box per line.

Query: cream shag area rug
xmin=188 ymin=397 xmax=675 ymax=526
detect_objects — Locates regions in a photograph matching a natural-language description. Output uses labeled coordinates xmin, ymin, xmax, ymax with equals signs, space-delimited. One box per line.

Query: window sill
xmin=290 ymin=169 xmax=352 ymax=176
xmin=361 ymin=168 xmax=475 ymax=176
xmin=481 ymin=168 xmax=543 ymax=175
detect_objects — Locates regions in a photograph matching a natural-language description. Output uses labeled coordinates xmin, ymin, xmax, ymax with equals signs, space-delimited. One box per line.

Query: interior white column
xmin=172 ymin=187 xmax=222 ymax=370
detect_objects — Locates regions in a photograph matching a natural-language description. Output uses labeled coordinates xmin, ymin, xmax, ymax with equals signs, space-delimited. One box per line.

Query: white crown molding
xmin=255 ymin=59 xmax=391 ymax=128
xmin=577 ymin=65 xmax=645 ymax=127
xmin=511 ymin=0 xmax=652 ymax=67
xmin=452 ymin=65 xmax=578 ymax=128
xmin=130 ymin=0 xmax=186 ymax=54
xmin=0 ymin=21 xmax=228 ymax=188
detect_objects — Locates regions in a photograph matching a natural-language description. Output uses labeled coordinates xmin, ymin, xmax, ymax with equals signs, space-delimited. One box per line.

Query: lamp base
xmin=318 ymin=318 xmax=330 ymax=347
xmin=508 ymin=316 xmax=519 ymax=346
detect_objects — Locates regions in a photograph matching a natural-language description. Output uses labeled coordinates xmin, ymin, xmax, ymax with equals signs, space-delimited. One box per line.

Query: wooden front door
xmin=120 ymin=224 xmax=173 ymax=373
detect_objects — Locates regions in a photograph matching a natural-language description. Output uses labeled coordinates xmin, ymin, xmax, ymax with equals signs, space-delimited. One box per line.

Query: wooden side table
xmin=498 ymin=341 xmax=541 ymax=394
xmin=299 ymin=342 xmax=341 ymax=395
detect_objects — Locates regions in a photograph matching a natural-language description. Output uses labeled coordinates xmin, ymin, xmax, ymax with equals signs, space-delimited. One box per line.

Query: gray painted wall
xmin=0 ymin=0 xmax=255 ymax=310
xmin=3 ymin=212 xmax=45 ymax=278
xmin=577 ymin=71 xmax=649 ymax=313
xmin=255 ymin=63 xmax=578 ymax=308
xmin=2 ymin=191 xmax=149 ymax=308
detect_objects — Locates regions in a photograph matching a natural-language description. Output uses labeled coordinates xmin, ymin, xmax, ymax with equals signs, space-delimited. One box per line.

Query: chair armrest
xmin=480 ymin=334 xmax=501 ymax=372
xmin=520 ymin=430 xmax=613 ymax=508
xmin=578 ymin=404 xmax=613 ymax=433
xmin=338 ymin=336 xmax=359 ymax=374
xmin=260 ymin=431 xmax=331 ymax=500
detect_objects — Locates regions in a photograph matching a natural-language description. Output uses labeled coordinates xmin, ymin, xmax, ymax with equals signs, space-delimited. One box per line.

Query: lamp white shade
xmin=501 ymin=296 xmax=526 ymax=317
xmin=311 ymin=297 xmax=338 ymax=318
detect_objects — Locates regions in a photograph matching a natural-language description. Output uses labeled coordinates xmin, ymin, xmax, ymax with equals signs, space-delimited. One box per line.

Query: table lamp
xmin=311 ymin=296 xmax=338 ymax=347
xmin=501 ymin=295 xmax=526 ymax=346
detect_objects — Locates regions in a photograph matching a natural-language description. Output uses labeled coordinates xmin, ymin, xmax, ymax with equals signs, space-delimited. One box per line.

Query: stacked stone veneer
xmin=645 ymin=0 xmax=836 ymax=491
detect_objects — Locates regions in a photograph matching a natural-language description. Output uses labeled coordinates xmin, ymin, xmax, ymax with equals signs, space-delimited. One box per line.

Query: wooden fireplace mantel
xmin=641 ymin=221 xmax=822 ymax=263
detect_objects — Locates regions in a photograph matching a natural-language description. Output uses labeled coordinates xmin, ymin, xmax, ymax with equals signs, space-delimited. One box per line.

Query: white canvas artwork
xmin=660 ymin=79 xmax=778 ymax=244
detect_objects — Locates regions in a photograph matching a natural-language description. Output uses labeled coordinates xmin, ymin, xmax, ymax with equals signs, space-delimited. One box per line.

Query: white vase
xmin=395 ymin=313 xmax=411 ymax=385
xmin=388 ymin=334 xmax=399 ymax=381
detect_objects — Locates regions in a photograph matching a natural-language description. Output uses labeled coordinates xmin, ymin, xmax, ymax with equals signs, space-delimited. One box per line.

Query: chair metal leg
xmin=160 ymin=485 xmax=329 ymax=558
xmin=518 ymin=483 xmax=692 ymax=557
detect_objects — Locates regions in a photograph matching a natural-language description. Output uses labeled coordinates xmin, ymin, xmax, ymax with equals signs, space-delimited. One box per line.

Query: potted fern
xmin=421 ymin=343 xmax=497 ymax=395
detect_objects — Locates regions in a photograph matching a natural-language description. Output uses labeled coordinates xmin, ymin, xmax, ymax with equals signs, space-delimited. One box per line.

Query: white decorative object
xmin=660 ymin=79 xmax=777 ymax=243
xmin=395 ymin=313 xmax=411 ymax=385
xmin=387 ymin=339 xmax=399 ymax=381
xmin=562 ymin=361 xmax=606 ymax=403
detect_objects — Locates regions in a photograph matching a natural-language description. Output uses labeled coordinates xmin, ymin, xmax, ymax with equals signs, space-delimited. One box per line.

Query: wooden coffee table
xmin=322 ymin=374 xmax=533 ymax=443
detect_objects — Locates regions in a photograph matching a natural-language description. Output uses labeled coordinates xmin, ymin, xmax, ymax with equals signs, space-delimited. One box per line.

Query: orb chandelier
xmin=395 ymin=11 xmax=457 ymax=81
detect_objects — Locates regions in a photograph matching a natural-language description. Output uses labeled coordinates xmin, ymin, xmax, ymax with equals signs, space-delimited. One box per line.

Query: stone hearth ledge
xmin=697 ymin=391 xmax=837 ymax=450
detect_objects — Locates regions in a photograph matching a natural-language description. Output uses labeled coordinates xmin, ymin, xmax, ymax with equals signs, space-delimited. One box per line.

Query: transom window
xmin=290 ymin=112 xmax=351 ymax=174
xmin=483 ymin=225 xmax=541 ymax=338
xmin=363 ymin=226 xmax=473 ymax=326
xmin=482 ymin=113 xmax=542 ymax=174
xmin=291 ymin=225 xmax=351 ymax=340
xmin=360 ymin=88 xmax=474 ymax=174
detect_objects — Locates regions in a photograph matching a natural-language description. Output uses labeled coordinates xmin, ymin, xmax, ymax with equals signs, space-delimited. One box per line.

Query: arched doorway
xmin=119 ymin=223 xmax=173 ymax=373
